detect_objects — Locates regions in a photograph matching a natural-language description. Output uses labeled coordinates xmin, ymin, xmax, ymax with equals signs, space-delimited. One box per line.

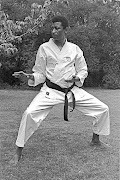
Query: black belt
xmin=46 ymin=78 xmax=76 ymax=121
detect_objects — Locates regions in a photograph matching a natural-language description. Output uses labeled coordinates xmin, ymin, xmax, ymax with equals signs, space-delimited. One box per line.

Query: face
xmin=51 ymin=22 xmax=66 ymax=41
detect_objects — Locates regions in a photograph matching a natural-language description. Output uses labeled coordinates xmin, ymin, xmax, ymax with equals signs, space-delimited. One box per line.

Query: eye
xmin=55 ymin=27 xmax=60 ymax=30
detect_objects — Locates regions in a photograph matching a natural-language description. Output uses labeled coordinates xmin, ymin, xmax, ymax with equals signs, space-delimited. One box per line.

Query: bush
xmin=1 ymin=0 xmax=120 ymax=89
xmin=102 ymin=73 xmax=120 ymax=89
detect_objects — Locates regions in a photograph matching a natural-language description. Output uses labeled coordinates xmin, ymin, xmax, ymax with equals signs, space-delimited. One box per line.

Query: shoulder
xmin=67 ymin=41 xmax=83 ymax=53
xmin=39 ymin=41 xmax=49 ymax=49
xmin=67 ymin=41 xmax=76 ymax=47
xmin=67 ymin=41 xmax=82 ymax=49
xmin=37 ymin=41 xmax=49 ymax=53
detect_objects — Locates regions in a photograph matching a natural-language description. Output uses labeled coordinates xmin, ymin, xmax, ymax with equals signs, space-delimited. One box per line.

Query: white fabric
xmin=28 ymin=38 xmax=88 ymax=88
xmin=16 ymin=84 xmax=110 ymax=147
xmin=16 ymin=39 xmax=110 ymax=147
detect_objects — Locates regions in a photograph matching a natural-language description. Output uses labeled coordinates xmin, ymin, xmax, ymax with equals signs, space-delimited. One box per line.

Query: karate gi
xmin=16 ymin=38 xmax=110 ymax=147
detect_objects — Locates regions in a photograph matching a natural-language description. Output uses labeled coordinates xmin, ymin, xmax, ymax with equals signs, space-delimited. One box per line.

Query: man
xmin=11 ymin=15 xmax=110 ymax=165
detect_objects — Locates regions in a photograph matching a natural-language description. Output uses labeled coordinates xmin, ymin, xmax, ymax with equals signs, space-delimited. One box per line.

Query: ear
xmin=64 ymin=28 xmax=68 ymax=35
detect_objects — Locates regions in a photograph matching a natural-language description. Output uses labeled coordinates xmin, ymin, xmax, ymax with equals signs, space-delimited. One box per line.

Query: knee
xmin=25 ymin=107 xmax=33 ymax=116
xmin=102 ymin=103 xmax=109 ymax=112
xmin=22 ymin=108 xmax=35 ymax=123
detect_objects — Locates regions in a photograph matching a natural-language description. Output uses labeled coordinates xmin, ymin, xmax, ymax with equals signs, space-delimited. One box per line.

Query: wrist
xmin=27 ymin=74 xmax=34 ymax=81
xmin=75 ymin=76 xmax=80 ymax=82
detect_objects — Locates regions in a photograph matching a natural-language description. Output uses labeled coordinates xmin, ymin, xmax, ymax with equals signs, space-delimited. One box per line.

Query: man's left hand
xmin=65 ymin=75 xmax=80 ymax=83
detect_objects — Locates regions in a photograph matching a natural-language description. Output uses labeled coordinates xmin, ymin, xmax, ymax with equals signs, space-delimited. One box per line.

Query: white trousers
xmin=16 ymin=84 xmax=110 ymax=147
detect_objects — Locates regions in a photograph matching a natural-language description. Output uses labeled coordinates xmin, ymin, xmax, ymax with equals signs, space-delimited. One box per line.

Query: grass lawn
xmin=0 ymin=88 xmax=119 ymax=180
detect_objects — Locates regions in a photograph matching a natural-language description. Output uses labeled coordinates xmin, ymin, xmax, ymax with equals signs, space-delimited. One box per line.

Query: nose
xmin=52 ymin=28 xmax=57 ymax=34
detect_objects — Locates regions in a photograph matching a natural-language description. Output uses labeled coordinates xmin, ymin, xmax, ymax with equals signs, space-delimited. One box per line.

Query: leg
xmin=10 ymin=105 xmax=52 ymax=164
xmin=10 ymin=85 xmax=64 ymax=165
xmin=16 ymin=147 xmax=23 ymax=161
xmin=9 ymin=147 xmax=23 ymax=165
xmin=70 ymin=87 xmax=110 ymax=144
xmin=90 ymin=133 xmax=101 ymax=146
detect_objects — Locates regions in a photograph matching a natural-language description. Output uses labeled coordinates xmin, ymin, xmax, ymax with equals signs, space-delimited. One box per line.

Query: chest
xmin=46 ymin=48 xmax=77 ymax=65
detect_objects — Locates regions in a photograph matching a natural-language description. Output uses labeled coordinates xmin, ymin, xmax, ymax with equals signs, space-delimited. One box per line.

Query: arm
xmin=74 ymin=46 xmax=88 ymax=87
xmin=65 ymin=46 xmax=88 ymax=87
xmin=28 ymin=45 xmax=46 ymax=87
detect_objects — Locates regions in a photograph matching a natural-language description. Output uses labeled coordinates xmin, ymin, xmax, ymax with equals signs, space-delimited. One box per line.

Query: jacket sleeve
xmin=28 ymin=45 xmax=46 ymax=86
xmin=75 ymin=46 xmax=88 ymax=87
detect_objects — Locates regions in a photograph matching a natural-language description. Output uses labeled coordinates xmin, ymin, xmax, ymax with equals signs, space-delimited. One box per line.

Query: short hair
xmin=52 ymin=15 xmax=69 ymax=29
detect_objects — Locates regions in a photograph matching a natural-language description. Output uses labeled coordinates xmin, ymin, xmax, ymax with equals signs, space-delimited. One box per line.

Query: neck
xmin=53 ymin=37 xmax=66 ymax=47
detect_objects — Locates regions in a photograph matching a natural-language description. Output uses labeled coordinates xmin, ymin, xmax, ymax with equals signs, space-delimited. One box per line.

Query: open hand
xmin=12 ymin=71 xmax=33 ymax=80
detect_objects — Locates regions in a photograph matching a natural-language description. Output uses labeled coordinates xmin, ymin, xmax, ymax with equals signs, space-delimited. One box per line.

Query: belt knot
xmin=46 ymin=78 xmax=76 ymax=121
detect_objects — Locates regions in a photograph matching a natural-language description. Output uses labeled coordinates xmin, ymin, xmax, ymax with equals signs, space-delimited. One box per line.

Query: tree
xmin=0 ymin=0 xmax=120 ymax=89
xmin=66 ymin=0 xmax=120 ymax=88
xmin=0 ymin=0 xmax=57 ymax=86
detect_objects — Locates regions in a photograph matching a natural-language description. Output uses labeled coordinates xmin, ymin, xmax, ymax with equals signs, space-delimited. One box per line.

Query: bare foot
xmin=9 ymin=147 xmax=23 ymax=166
xmin=90 ymin=140 xmax=101 ymax=146
xmin=90 ymin=133 xmax=101 ymax=146
xmin=90 ymin=133 xmax=110 ymax=147
xmin=90 ymin=140 xmax=110 ymax=148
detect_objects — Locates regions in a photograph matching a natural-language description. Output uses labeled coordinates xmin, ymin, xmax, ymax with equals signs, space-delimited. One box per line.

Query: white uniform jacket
xmin=28 ymin=38 xmax=88 ymax=88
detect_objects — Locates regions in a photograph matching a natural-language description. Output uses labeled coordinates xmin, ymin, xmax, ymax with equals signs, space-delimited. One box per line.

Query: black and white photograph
xmin=0 ymin=0 xmax=119 ymax=180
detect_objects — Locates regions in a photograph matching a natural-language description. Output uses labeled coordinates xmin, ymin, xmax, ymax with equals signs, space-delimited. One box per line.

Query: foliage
xmin=66 ymin=0 xmax=120 ymax=88
xmin=0 ymin=0 xmax=57 ymax=86
xmin=0 ymin=0 xmax=120 ymax=89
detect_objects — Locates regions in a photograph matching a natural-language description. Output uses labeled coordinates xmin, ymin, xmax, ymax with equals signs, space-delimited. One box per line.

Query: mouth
xmin=52 ymin=35 xmax=59 ymax=40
